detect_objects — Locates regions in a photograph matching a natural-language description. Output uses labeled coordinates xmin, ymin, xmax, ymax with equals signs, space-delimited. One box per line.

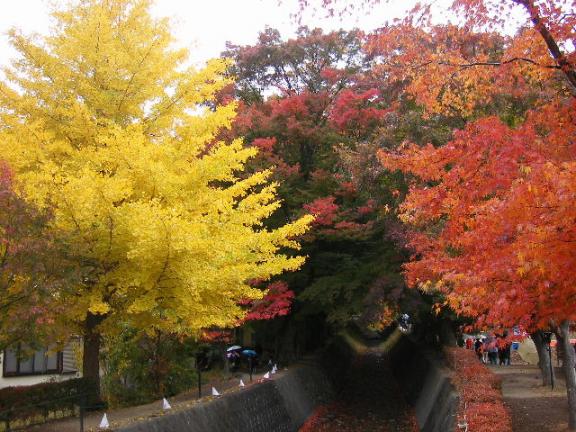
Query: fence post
xmin=79 ymin=394 xmax=85 ymax=432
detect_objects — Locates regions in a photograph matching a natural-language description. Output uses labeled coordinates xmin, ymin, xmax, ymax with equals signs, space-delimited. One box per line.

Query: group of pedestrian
xmin=466 ymin=333 xmax=512 ymax=365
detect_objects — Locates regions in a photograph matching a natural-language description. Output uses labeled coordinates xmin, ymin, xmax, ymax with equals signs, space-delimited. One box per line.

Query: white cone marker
xmin=263 ymin=371 xmax=270 ymax=379
xmin=163 ymin=397 xmax=172 ymax=410
xmin=212 ymin=386 xmax=221 ymax=396
xmin=239 ymin=379 xmax=245 ymax=387
xmin=99 ymin=413 xmax=110 ymax=429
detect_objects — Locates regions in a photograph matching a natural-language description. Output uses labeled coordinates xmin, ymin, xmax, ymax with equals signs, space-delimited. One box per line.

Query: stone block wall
xmin=389 ymin=335 xmax=459 ymax=432
xmin=118 ymin=365 xmax=333 ymax=432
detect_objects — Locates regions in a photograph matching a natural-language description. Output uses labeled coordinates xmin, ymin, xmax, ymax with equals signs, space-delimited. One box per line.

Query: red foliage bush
xmin=445 ymin=347 xmax=512 ymax=432
xmin=303 ymin=196 xmax=339 ymax=226
xmin=243 ymin=281 xmax=295 ymax=321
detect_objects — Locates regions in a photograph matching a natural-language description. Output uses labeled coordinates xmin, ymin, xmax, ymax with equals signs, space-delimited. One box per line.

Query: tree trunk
xmin=556 ymin=330 xmax=566 ymax=367
xmin=559 ymin=320 xmax=576 ymax=430
xmin=439 ymin=318 xmax=457 ymax=346
xmin=82 ymin=312 xmax=104 ymax=399
xmin=532 ymin=330 xmax=555 ymax=387
xmin=222 ymin=344 xmax=229 ymax=374
xmin=151 ymin=332 xmax=163 ymax=397
xmin=299 ymin=141 xmax=314 ymax=180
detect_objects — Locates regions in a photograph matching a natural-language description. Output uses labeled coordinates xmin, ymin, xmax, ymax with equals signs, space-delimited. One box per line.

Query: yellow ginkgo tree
xmin=0 ymin=0 xmax=312 ymax=387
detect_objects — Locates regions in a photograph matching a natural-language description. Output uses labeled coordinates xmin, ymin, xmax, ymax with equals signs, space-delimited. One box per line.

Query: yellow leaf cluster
xmin=0 ymin=0 xmax=312 ymax=336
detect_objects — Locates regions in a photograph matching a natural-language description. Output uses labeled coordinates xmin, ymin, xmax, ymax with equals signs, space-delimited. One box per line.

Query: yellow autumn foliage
xmin=0 ymin=0 xmax=312 ymax=336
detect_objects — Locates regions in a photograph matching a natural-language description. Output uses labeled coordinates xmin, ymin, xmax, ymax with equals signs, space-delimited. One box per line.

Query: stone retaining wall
xmin=118 ymin=365 xmax=333 ymax=432
xmin=389 ymin=336 xmax=459 ymax=432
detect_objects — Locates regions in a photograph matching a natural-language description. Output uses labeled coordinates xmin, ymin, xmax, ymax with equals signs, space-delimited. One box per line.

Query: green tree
xmin=224 ymin=28 xmax=417 ymax=341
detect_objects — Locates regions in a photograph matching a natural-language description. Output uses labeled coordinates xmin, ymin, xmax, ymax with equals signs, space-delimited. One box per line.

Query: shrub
xmin=102 ymin=329 xmax=200 ymax=407
xmin=0 ymin=377 xmax=98 ymax=428
xmin=445 ymin=347 xmax=513 ymax=432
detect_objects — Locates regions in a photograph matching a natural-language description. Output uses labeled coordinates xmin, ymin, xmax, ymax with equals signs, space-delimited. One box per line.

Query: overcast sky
xmin=0 ymin=0 xmax=421 ymax=68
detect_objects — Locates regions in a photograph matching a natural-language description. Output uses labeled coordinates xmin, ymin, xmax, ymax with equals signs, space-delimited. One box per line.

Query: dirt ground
xmin=491 ymin=362 xmax=571 ymax=432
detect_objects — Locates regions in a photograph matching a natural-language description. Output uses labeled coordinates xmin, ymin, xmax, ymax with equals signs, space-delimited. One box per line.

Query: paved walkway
xmin=491 ymin=364 xmax=570 ymax=432
xmin=30 ymin=370 xmax=274 ymax=431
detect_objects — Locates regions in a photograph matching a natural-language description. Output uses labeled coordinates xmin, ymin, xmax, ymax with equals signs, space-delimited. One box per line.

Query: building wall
xmin=0 ymin=342 xmax=81 ymax=389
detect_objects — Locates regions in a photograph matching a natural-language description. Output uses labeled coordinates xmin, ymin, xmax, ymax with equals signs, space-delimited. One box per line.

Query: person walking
xmin=481 ymin=338 xmax=489 ymax=363
xmin=497 ymin=337 xmax=507 ymax=365
xmin=488 ymin=337 xmax=499 ymax=365
xmin=474 ymin=338 xmax=484 ymax=362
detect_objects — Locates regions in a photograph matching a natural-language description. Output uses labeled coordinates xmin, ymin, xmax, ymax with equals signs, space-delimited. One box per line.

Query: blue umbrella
xmin=241 ymin=349 xmax=257 ymax=357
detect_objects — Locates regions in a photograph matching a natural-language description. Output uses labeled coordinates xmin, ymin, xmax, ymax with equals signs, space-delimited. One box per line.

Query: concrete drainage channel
xmin=118 ymin=333 xmax=458 ymax=432
xmin=388 ymin=336 xmax=460 ymax=432
xmin=320 ymin=330 xmax=460 ymax=432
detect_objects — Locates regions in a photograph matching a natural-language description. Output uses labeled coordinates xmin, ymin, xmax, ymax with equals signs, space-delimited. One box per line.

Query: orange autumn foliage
xmin=302 ymin=1 xmax=575 ymax=116
xmin=380 ymin=99 xmax=576 ymax=329
xmin=292 ymin=0 xmax=576 ymax=332
xmin=365 ymin=0 xmax=576 ymax=331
